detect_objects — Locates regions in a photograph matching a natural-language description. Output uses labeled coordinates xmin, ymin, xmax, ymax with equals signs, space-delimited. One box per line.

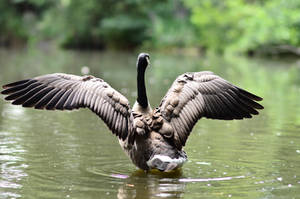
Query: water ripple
xmin=0 ymin=131 xmax=27 ymax=198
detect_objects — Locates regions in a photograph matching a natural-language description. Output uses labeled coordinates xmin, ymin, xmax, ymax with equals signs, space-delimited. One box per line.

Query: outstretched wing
xmin=1 ymin=73 xmax=132 ymax=140
xmin=158 ymin=71 xmax=264 ymax=149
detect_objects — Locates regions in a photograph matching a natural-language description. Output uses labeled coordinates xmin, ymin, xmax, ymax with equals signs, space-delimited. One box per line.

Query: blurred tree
xmin=0 ymin=0 xmax=53 ymax=46
xmin=184 ymin=0 xmax=300 ymax=54
xmin=0 ymin=0 xmax=193 ymax=50
xmin=145 ymin=0 xmax=195 ymax=49
xmin=39 ymin=0 xmax=159 ymax=49
xmin=2 ymin=0 xmax=300 ymax=55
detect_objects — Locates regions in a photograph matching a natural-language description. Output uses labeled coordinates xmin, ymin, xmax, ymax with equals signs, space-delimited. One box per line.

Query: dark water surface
xmin=0 ymin=48 xmax=300 ymax=199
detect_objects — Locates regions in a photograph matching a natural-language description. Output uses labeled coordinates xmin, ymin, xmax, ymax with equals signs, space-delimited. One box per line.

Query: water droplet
xmin=277 ymin=177 xmax=282 ymax=181
xmin=81 ymin=66 xmax=90 ymax=75
xmin=196 ymin=162 xmax=211 ymax=165
xmin=276 ymin=132 xmax=281 ymax=136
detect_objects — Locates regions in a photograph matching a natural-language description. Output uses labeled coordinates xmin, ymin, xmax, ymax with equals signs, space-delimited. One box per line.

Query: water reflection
xmin=86 ymin=161 xmax=186 ymax=198
xmin=117 ymin=170 xmax=185 ymax=199
xmin=0 ymin=106 xmax=28 ymax=199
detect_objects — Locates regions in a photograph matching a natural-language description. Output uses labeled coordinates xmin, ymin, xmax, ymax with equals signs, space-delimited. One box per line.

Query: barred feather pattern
xmin=1 ymin=73 xmax=132 ymax=140
xmin=159 ymin=71 xmax=264 ymax=150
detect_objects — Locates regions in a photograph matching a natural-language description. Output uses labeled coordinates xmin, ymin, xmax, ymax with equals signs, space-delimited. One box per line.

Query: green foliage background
xmin=1 ymin=0 xmax=300 ymax=55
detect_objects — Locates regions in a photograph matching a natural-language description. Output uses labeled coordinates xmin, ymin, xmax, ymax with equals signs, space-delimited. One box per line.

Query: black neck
xmin=137 ymin=66 xmax=148 ymax=108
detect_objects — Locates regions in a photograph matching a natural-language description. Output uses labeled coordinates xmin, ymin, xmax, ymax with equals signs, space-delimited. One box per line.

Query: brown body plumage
xmin=1 ymin=53 xmax=264 ymax=171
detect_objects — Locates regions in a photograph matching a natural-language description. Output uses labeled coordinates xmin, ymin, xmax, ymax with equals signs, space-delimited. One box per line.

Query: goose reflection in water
xmin=117 ymin=169 xmax=185 ymax=199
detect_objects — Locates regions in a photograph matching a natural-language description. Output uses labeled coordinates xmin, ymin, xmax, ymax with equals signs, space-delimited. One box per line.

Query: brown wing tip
xmin=251 ymin=97 xmax=264 ymax=110
xmin=237 ymin=88 xmax=264 ymax=110
xmin=1 ymin=89 xmax=7 ymax=95
xmin=241 ymin=89 xmax=263 ymax=101
xmin=2 ymin=79 xmax=31 ymax=89
xmin=255 ymin=96 xmax=263 ymax=101
xmin=256 ymin=103 xmax=264 ymax=110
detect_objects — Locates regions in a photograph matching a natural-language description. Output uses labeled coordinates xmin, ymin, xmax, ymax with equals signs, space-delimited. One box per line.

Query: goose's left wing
xmin=158 ymin=71 xmax=264 ymax=149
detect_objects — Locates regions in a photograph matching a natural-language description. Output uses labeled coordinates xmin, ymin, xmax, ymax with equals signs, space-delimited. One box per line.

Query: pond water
xmin=0 ymin=48 xmax=300 ymax=199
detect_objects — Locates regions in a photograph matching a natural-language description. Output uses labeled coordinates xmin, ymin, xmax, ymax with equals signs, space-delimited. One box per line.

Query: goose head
xmin=136 ymin=53 xmax=150 ymax=70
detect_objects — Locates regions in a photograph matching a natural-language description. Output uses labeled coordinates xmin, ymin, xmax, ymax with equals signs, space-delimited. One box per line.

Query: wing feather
xmin=1 ymin=73 xmax=132 ymax=140
xmin=5 ymin=81 xmax=39 ymax=100
xmin=2 ymin=79 xmax=35 ymax=94
xmin=46 ymin=90 xmax=65 ymax=110
xmin=35 ymin=88 xmax=60 ymax=109
xmin=115 ymin=114 xmax=121 ymax=134
xmin=64 ymin=90 xmax=77 ymax=110
xmin=55 ymin=89 xmax=73 ymax=110
xmin=159 ymin=71 xmax=264 ymax=149
xmin=23 ymin=87 xmax=55 ymax=107
xmin=12 ymin=84 xmax=46 ymax=105
xmin=2 ymin=79 xmax=31 ymax=89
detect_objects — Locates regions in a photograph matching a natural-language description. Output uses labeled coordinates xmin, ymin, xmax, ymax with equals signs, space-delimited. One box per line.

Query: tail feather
xmin=147 ymin=154 xmax=187 ymax=172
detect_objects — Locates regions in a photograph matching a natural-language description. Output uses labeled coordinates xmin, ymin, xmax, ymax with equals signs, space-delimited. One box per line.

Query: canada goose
xmin=1 ymin=53 xmax=263 ymax=172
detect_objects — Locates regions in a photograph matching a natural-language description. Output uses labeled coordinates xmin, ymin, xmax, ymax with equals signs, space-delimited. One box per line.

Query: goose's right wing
xmin=1 ymin=73 xmax=133 ymax=140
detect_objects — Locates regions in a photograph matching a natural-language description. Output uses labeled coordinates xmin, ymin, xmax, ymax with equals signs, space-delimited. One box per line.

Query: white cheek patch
xmin=146 ymin=57 xmax=150 ymax=65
